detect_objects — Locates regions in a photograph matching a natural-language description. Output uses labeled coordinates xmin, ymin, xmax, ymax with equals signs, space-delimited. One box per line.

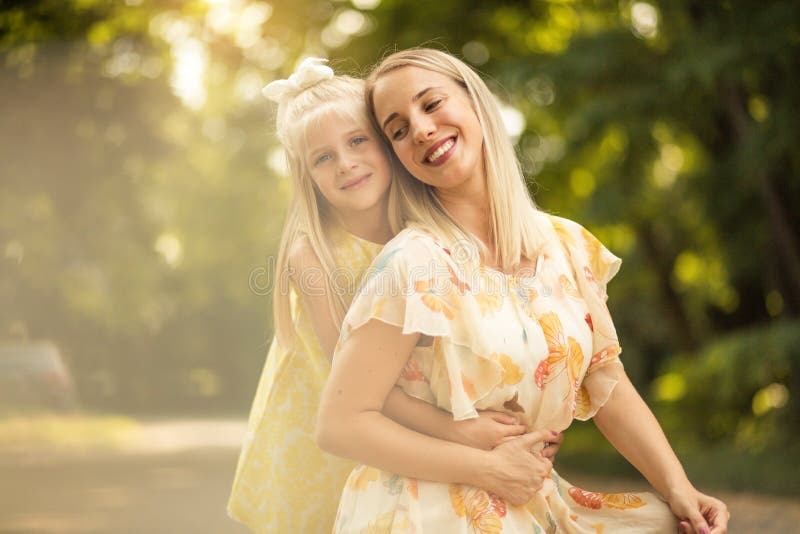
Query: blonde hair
xmin=272 ymin=75 xmax=401 ymax=348
xmin=365 ymin=48 xmax=545 ymax=271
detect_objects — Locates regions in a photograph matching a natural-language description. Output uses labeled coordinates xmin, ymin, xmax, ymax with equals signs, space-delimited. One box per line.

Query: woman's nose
xmin=412 ymin=116 xmax=436 ymax=144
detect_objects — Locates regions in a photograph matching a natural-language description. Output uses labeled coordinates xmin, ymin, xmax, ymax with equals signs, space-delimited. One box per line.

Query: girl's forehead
xmin=302 ymin=111 xmax=374 ymax=149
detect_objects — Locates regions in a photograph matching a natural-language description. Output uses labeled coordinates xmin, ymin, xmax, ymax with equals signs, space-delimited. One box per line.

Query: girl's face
xmin=371 ymin=66 xmax=485 ymax=191
xmin=304 ymin=114 xmax=392 ymax=218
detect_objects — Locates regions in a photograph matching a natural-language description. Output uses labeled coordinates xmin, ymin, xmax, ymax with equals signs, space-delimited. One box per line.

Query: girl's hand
xmin=541 ymin=431 xmax=564 ymax=461
xmin=669 ymin=486 xmax=729 ymax=534
xmin=478 ymin=430 xmax=554 ymax=506
xmin=450 ymin=410 xmax=527 ymax=450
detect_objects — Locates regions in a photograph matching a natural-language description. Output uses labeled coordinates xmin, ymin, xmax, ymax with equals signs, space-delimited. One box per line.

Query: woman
xmin=317 ymin=48 xmax=729 ymax=533
xmin=228 ymin=58 xmax=561 ymax=533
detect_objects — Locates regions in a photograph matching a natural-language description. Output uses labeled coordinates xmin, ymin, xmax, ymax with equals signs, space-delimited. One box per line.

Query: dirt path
xmin=0 ymin=419 xmax=797 ymax=533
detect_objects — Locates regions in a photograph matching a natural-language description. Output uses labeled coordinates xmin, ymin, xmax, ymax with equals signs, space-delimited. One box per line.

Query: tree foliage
xmin=1 ymin=1 xmax=797 ymax=455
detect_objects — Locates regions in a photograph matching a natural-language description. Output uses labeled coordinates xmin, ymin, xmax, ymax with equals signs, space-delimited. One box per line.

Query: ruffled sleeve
xmin=339 ymin=229 xmax=505 ymax=420
xmin=548 ymin=215 xmax=625 ymax=420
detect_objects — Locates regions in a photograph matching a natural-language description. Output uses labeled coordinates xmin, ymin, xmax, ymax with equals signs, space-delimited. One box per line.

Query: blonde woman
xmin=227 ymin=58 xmax=562 ymax=534
xmin=317 ymin=48 xmax=729 ymax=533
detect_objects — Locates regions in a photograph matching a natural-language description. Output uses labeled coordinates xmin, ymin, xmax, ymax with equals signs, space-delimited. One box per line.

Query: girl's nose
xmin=337 ymin=157 xmax=358 ymax=175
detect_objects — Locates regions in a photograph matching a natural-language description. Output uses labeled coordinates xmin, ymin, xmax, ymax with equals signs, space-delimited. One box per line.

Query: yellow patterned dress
xmin=333 ymin=213 xmax=678 ymax=534
xmin=228 ymin=229 xmax=383 ymax=534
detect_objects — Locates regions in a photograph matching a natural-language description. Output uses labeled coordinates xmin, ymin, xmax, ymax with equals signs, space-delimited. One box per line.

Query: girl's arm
xmin=382 ymin=389 xmax=529 ymax=450
xmin=316 ymin=318 xmax=555 ymax=506
xmin=593 ymin=371 xmax=729 ymax=534
xmin=287 ymin=237 xmax=341 ymax=358
xmin=290 ymin=238 xmax=531 ymax=451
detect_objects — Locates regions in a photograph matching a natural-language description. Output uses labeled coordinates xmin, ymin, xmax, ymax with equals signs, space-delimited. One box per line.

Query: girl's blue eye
xmin=352 ymin=136 xmax=368 ymax=146
xmin=314 ymin=153 xmax=331 ymax=166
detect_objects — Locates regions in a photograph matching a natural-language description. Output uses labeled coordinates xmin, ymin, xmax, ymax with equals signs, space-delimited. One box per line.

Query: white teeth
xmin=426 ymin=138 xmax=454 ymax=163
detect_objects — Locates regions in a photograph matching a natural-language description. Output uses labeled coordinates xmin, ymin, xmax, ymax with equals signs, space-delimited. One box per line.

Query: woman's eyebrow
xmin=380 ymin=86 xmax=441 ymax=131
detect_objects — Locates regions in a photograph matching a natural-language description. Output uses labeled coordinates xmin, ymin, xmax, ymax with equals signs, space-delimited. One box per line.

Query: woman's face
xmin=303 ymin=113 xmax=392 ymax=218
xmin=371 ymin=66 xmax=485 ymax=191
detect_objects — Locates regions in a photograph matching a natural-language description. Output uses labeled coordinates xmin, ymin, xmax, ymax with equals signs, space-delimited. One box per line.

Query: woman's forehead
xmin=373 ymin=67 xmax=457 ymax=114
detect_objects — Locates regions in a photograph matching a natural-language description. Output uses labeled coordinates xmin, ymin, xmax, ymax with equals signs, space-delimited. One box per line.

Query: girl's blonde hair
xmin=365 ymin=48 xmax=545 ymax=271
xmin=272 ymin=74 xmax=401 ymax=348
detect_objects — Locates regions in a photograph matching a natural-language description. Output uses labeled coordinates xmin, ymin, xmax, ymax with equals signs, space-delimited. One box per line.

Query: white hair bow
xmin=262 ymin=57 xmax=334 ymax=103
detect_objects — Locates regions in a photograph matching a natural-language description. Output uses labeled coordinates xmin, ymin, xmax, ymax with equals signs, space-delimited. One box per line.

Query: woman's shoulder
xmin=542 ymin=213 xmax=604 ymax=250
xmin=380 ymin=226 xmax=452 ymax=260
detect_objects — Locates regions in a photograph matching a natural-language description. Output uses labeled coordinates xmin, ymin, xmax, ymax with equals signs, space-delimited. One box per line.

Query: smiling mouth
xmin=424 ymin=137 xmax=456 ymax=165
xmin=340 ymin=173 xmax=371 ymax=190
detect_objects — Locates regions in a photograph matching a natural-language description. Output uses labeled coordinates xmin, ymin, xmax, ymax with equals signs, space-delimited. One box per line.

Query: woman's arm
xmin=593 ymin=371 xmax=729 ymax=534
xmin=317 ymin=318 xmax=555 ymax=506
xmin=291 ymin=239 xmax=533 ymax=451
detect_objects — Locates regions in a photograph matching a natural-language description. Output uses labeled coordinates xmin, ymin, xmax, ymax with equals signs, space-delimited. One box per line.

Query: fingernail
xmin=700 ymin=528 xmax=709 ymax=534
xmin=551 ymin=431 xmax=558 ymax=436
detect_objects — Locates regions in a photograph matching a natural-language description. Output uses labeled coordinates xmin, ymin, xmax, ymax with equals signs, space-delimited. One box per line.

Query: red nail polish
xmin=551 ymin=431 xmax=558 ymax=436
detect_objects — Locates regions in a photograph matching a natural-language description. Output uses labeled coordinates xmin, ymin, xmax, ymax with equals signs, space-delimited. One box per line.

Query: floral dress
xmin=228 ymin=229 xmax=383 ymax=534
xmin=333 ymin=213 xmax=677 ymax=534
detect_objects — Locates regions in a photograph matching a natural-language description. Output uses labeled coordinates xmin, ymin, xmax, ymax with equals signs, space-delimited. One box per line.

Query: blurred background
xmin=1 ymin=0 xmax=798 ymax=532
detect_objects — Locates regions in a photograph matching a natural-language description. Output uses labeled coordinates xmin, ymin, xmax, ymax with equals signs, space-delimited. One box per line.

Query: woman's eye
xmin=424 ymin=99 xmax=442 ymax=112
xmin=391 ymin=125 xmax=408 ymax=140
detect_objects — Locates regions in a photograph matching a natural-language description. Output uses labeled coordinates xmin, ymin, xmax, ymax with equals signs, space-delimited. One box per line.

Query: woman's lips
xmin=423 ymin=136 xmax=457 ymax=166
xmin=340 ymin=173 xmax=371 ymax=190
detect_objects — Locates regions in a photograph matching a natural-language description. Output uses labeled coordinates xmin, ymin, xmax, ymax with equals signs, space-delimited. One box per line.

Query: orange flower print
xmin=461 ymin=372 xmax=477 ymax=401
xmin=589 ymin=344 xmax=621 ymax=370
xmin=550 ymin=217 xmax=577 ymax=248
xmin=568 ymin=487 xmax=603 ymax=509
xmin=491 ymin=353 xmax=523 ymax=385
xmin=534 ymin=313 xmax=584 ymax=393
xmin=581 ymin=226 xmax=610 ymax=283
xmin=559 ymin=274 xmax=581 ymax=299
xmin=569 ymin=487 xmax=646 ymax=510
xmin=583 ymin=266 xmax=605 ymax=299
xmin=476 ymin=268 xmax=503 ymax=316
xmin=449 ymin=484 xmax=507 ymax=534
xmin=447 ymin=263 xmax=471 ymax=293
xmin=585 ymin=313 xmax=594 ymax=332
xmin=575 ymin=385 xmax=592 ymax=419
xmin=415 ymin=278 xmax=456 ymax=319
xmin=346 ymin=466 xmax=380 ymax=490
xmin=407 ymin=478 xmax=419 ymax=500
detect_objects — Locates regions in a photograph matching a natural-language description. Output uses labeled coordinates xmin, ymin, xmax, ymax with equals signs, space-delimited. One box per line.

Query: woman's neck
xmin=435 ymin=171 xmax=492 ymax=249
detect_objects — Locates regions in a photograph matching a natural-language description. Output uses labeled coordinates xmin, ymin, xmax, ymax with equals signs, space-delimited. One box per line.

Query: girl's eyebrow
xmin=380 ymin=86 xmax=441 ymax=131
xmin=307 ymin=127 xmax=368 ymax=158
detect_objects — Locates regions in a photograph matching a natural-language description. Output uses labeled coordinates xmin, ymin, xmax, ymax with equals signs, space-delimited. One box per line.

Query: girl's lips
xmin=423 ymin=136 xmax=457 ymax=167
xmin=340 ymin=173 xmax=371 ymax=190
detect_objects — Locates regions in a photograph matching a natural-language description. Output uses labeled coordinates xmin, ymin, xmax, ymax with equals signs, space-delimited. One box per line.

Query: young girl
xmin=317 ymin=49 xmax=730 ymax=533
xmin=227 ymin=58 xmax=563 ymax=534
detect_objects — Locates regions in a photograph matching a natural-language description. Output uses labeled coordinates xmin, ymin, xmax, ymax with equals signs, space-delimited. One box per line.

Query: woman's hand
xmin=668 ymin=486 xmax=729 ymax=534
xmin=449 ymin=410 xmax=527 ymax=450
xmin=477 ymin=430 xmax=554 ymax=506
